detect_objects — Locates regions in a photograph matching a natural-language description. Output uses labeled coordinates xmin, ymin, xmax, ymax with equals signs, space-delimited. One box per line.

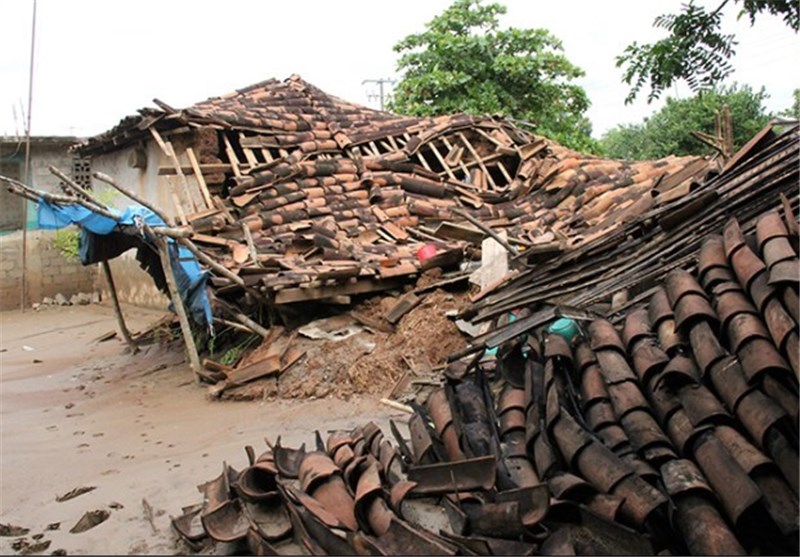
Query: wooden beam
xmin=223 ymin=134 xmax=242 ymax=178
xmin=152 ymin=232 xmax=201 ymax=375
xmin=274 ymin=278 xmax=402 ymax=304
xmin=185 ymin=147 xmax=213 ymax=209
xmin=458 ymin=132 xmax=497 ymax=189
xmin=101 ymin=260 xmax=138 ymax=353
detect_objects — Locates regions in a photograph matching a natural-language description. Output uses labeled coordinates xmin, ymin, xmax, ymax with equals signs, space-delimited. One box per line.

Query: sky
xmin=1 ymin=0 xmax=798 ymax=140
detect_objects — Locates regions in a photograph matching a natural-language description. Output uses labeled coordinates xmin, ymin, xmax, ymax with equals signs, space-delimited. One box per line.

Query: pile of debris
xmin=2 ymin=75 xmax=723 ymax=394
xmin=173 ymin=206 xmax=798 ymax=555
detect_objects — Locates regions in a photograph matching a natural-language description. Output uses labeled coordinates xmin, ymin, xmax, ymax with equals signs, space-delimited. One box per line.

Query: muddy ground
xmin=0 ymin=304 xmax=401 ymax=555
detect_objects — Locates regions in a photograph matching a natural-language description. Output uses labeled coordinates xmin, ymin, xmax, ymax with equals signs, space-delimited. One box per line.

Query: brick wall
xmin=0 ymin=229 xmax=99 ymax=310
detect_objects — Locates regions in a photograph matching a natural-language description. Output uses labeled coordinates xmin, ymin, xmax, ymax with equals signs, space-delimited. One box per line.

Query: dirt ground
xmin=0 ymin=304 xmax=401 ymax=555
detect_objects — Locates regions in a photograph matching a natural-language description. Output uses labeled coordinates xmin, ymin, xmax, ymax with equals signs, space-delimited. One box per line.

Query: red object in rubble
xmin=417 ymin=244 xmax=438 ymax=263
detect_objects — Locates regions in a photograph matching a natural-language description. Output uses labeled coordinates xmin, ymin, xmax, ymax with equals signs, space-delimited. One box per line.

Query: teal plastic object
xmin=548 ymin=317 xmax=579 ymax=343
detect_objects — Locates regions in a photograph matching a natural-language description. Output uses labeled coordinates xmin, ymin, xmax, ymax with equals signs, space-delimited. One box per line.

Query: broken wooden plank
xmin=274 ymin=278 xmax=403 ymax=304
xmin=386 ymin=291 xmax=423 ymax=324
xmin=351 ymin=310 xmax=394 ymax=333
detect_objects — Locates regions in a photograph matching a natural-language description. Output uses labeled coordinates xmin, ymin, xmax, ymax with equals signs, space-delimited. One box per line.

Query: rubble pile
xmin=174 ymin=206 xmax=798 ymax=555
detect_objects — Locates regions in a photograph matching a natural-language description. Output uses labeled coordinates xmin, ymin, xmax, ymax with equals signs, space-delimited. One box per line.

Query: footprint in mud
xmin=45 ymin=425 xmax=58 ymax=431
xmin=72 ymin=431 xmax=85 ymax=436
xmin=100 ymin=469 xmax=119 ymax=476
xmin=77 ymin=443 xmax=89 ymax=449
xmin=92 ymin=433 xmax=104 ymax=438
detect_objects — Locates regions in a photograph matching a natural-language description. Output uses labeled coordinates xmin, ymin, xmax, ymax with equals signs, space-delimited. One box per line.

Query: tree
xmin=599 ymin=84 xmax=772 ymax=160
xmin=618 ymin=0 xmax=799 ymax=104
xmin=387 ymin=0 xmax=598 ymax=152
xmin=780 ymin=88 xmax=800 ymax=119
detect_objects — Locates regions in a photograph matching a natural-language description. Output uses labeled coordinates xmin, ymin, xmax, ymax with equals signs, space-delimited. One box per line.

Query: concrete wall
xmin=1 ymin=140 xmax=77 ymax=231
xmin=86 ymin=135 xmax=200 ymax=310
xmin=0 ymin=229 xmax=99 ymax=310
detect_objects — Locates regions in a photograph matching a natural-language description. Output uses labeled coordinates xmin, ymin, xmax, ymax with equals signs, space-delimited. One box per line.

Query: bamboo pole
xmin=147 ymin=226 xmax=201 ymax=375
xmin=101 ymin=260 xmax=138 ymax=353
xmin=451 ymin=207 xmax=519 ymax=256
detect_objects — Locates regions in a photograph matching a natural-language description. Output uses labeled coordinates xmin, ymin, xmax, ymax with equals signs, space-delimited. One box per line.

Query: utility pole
xmin=362 ymin=78 xmax=396 ymax=111
xmin=21 ymin=0 xmax=37 ymax=312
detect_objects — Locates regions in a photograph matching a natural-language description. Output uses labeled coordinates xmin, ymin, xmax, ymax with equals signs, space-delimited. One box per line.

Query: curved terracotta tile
xmin=548 ymin=472 xmax=595 ymax=500
xmin=618 ymin=451 xmax=661 ymax=484
xmin=710 ymin=279 xmax=746 ymax=296
xmin=585 ymin=400 xmax=617 ymax=431
xmin=619 ymin=409 xmax=673 ymax=453
xmin=630 ymin=339 xmax=670 ymax=386
xmin=727 ymin=312 xmax=771 ymax=353
xmin=609 ymin=473 xmax=668 ymax=528
xmin=299 ymin=452 xmax=342 ymax=494
xmin=574 ymin=340 xmax=598 ymax=371
xmin=500 ymin=408 xmax=526 ymax=437
xmin=713 ymin=287 xmax=759 ymax=333
xmin=735 ymin=388 xmax=788 ymax=447
xmin=660 ymin=355 xmax=701 ymax=388
xmin=707 ymin=356 xmax=754 ymax=411
xmin=408 ymin=413 xmax=436 ymax=465
xmin=622 ymin=308 xmax=653 ymax=351
xmin=552 ymin=414 xmax=593 ymax=468
xmin=596 ymin=423 xmax=632 ymax=452
xmin=661 ymin=458 xmax=712 ymax=497
xmin=306 ymin=475 xmax=358 ymax=531
xmin=201 ymin=498 xmax=250 ymax=543
xmin=532 ymin=431 xmax=559 ymax=479
xmin=575 ymin=440 xmax=635 ymax=493
xmin=749 ymin=272 xmax=778 ymax=313
xmin=273 ymin=442 xmax=306 ymax=480
xmin=730 ymin=247 xmax=767 ymax=291
xmin=595 ymin=350 xmax=638 ymax=384
xmin=502 ymin=453 xmax=540 ymax=489
xmin=688 ymin=322 xmax=729 ymax=377
xmin=761 ymin=374 xmax=799 ymax=424
xmin=656 ymin=318 xmax=688 ymax=357
xmin=580 ymin=364 xmax=609 ymax=409
xmin=642 ymin=443 xmax=678 ymax=466
xmin=674 ymin=293 xmax=719 ymax=334
xmin=723 ymin=218 xmax=747 ymax=259
xmin=713 ymin=425 xmax=773 ymax=476
xmin=607 ymin=380 xmax=650 ymax=417
xmin=648 ymin=288 xmax=674 ymax=328
xmin=588 ymin=319 xmax=626 ymax=354
xmin=698 ymin=235 xmax=729 ymax=279
xmin=763 ymin=237 xmax=796 ymax=268
xmin=326 ymin=430 xmax=352 ymax=457
xmin=756 ymin=211 xmax=789 ymax=250
xmin=692 ymin=431 xmax=762 ymax=527
xmin=737 ymin=337 xmax=792 ymax=384
xmin=781 ymin=288 xmax=799 ymax=322
xmin=672 ymin=493 xmax=747 ymax=555
xmin=666 ymin=409 xmax=710 ymax=455
xmin=544 ymin=333 xmax=574 ymax=363
xmin=678 ymin=383 xmax=731 ymax=427
xmin=647 ymin=381 xmax=683 ymax=424
xmin=498 ymin=387 xmax=526 ymax=415
xmin=701 ymin=266 xmax=738 ymax=291
xmin=585 ymin=493 xmax=625 ymax=523
xmin=768 ymin=259 xmax=800 ymax=286
xmin=236 ymin=462 xmax=280 ymax=503
xmin=427 ymin=389 xmax=465 ymax=462
xmin=666 ymin=269 xmax=708 ymax=308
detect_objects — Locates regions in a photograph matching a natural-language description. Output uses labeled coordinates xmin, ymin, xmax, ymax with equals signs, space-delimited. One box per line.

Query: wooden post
xmin=101 ymin=260 xmax=138 ymax=353
xmin=154 ymin=234 xmax=201 ymax=375
xmin=93 ymin=172 xmax=173 ymax=225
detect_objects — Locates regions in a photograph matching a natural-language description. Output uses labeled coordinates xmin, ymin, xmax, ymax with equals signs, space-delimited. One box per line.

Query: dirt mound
xmin=219 ymin=287 xmax=470 ymax=401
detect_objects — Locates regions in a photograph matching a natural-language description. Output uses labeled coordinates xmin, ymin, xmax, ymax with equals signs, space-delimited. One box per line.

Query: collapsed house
xmin=2 ymin=74 xmax=797 ymax=554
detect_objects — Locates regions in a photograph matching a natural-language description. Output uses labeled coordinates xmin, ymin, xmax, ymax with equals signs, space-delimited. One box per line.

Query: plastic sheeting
xmin=38 ymin=198 xmax=213 ymax=330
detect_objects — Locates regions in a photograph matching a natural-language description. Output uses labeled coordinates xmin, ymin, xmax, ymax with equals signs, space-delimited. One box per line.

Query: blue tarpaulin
xmin=38 ymin=197 xmax=213 ymax=331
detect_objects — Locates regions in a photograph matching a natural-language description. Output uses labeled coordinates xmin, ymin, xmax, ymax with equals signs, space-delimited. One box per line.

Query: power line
xmin=362 ymin=78 xmax=396 ymax=111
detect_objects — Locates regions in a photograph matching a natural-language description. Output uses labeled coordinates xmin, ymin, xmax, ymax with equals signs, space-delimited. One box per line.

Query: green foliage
xmin=52 ymin=228 xmax=80 ymax=261
xmin=388 ymin=0 xmax=596 ymax=151
xmin=780 ymin=88 xmax=800 ymax=119
xmin=599 ymin=84 xmax=772 ymax=160
xmin=618 ymin=0 xmax=799 ymax=104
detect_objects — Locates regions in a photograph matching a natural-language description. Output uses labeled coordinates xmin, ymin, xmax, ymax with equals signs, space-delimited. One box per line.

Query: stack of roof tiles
xmin=78 ymin=76 xmax=714 ymax=305
xmin=173 ymin=208 xmax=798 ymax=555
